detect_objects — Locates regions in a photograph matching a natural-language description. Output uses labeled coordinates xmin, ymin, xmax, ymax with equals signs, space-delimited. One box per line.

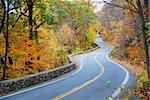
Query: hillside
xmin=97 ymin=0 xmax=150 ymax=99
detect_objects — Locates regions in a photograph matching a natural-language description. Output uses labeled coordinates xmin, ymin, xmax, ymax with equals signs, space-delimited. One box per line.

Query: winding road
xmin=0 ymin=36 xmax=133 ymax=100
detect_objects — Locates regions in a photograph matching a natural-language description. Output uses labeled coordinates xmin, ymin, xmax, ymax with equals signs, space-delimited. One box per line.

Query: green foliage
xmin=0 ymin=0 xmax=98 ymax=80
xmin=43 ymin=15 xmax=54 ymax=25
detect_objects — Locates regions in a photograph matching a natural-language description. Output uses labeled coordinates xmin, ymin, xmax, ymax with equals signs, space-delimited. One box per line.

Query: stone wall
xmin=0 ymin=63 xmax=76 ymax=95
xmin=0 ymin=43 xmax=99 ymax=96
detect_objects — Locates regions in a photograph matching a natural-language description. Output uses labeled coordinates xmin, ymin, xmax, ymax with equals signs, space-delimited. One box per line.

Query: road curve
xmin=0 ymin=36 xmax=131 ymax=100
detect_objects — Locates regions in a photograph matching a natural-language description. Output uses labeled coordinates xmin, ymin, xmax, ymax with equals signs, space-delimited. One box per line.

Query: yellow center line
xmin=52 ymin=49 xmax=105 ymax=100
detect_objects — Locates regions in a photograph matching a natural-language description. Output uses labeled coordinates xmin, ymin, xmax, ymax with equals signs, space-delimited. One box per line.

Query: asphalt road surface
xmin=0 ymin=36 xmax=133 ymax=100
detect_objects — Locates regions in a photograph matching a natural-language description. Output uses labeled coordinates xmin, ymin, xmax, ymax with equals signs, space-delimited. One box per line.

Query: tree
xmin=2 ymin=0 xmax=10 ymax=80
xmin=101 ymin=0 xmax=150 ymax=81
xmin=0 ymin=0 xmax=98 ymax=80
xmin=26 ymin=0 xmax=33 ymax=39
xmin=52 ymin=0 xmax=97 ymax=50
xmin=0 ymin=0 xmax=6 ymax=35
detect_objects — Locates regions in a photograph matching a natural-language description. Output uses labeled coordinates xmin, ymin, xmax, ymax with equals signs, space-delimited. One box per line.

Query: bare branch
xmin=103 ymin=0 xmax=138 ymax=13
xmin=125 ymin=0 xmax=139 ymax=12
xmin=8 ymin=6 xmax=19 ymax=12
xmin=11 ymin=8 xmax=28 ymax=28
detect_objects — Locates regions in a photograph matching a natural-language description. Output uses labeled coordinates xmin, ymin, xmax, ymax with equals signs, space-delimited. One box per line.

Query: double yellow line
xmin=53 ymin=48 xmax=106 ymax=100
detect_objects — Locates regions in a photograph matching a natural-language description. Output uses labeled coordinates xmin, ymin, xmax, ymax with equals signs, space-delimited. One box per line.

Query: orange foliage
xmin=0 ymin=31 xmax=67 ymax=79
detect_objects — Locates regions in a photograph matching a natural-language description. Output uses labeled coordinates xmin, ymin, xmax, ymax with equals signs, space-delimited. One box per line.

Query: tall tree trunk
xmin=0 ymin=0 xmax=6 ymax=34
xmin=3 ymin=0 xmax=9 ymax=80
xmin=144 ymin=0 xmax=149 ymax=22
xmin=26 ymin=0 xmax=33 ymax=39
xmin=136 ymin=0 xmax=150 ymax=81
xmin=144 ymin=0 xmax=149 ymax=9
xmin=143 ymin=0 xmax=150 ymax=87
xmin=103 ymin=0 xmax=150 ymax=82
xmin=141 ymin=21 xmax=150 ymax=81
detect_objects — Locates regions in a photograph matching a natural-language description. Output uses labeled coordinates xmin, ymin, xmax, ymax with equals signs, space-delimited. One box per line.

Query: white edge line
xmin=0 ymin=46 xmax=100 ymax=99
xmin=52 ymin=40 xmax=129 ymax=99
xmin=52 ymin=46 xmax=105 ymax=100
xmin=99 ymin=39 xmax=130 ymax=99
xmin=0 ymin=38 xmax=130 ymax=99
xmin=0 ymin=56 xmax=85 ymax=99
xmin=106 ymin=51 xmax=130 ymax=99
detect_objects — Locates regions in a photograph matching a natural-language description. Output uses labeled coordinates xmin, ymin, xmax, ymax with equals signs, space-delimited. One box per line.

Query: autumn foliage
xmin=98 ymin=5 xmax=147 ymax=70
xmin=97 ymin=0 xmax=149 ymax=99
xmin=0 ymin=0 xmax=99 ymax=80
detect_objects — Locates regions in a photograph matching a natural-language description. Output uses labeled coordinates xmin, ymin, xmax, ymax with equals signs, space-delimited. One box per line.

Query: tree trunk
xmin=142 ymin=23 xmax=150 ymax=81
xmin=144 ymin=0 xmax=149 ymax=22
xmin=143 ymin=0 xmax=150 ymax=81
xmin=136 ymin=0 xmax=150 ymax=81
xmin=0 ymin=0 xmax=6 ymax=34
xmin=144 ymin=0 xmax=149 ymax=9
xmin=27 ymin=0 xmax=33 ymax=39
xmin=3 ymin=0 xmax=9 ymax=80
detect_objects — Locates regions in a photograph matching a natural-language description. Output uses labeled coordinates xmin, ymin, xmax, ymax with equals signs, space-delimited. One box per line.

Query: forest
xmin=97 ymin=0 xmax=149 ymax=99
xmin=0 ymin=0 xmax=149 ymax=99
xmin=0 ymin=0 xmax=99 ymax=80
